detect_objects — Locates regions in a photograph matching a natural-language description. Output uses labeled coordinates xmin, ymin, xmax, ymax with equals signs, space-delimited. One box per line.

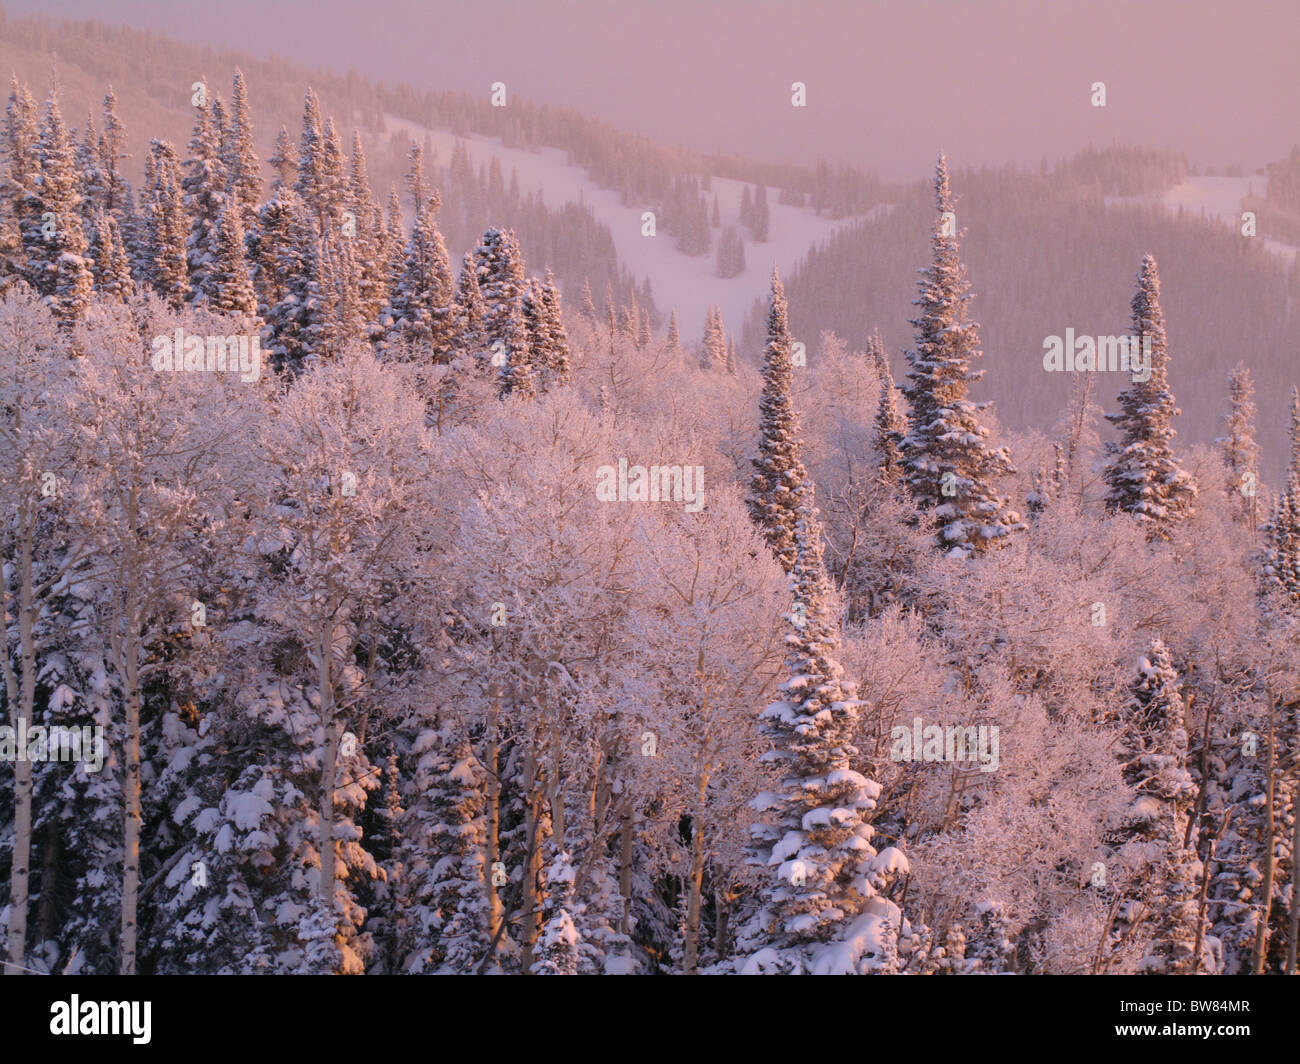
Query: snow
xmin=384 ymin=114 xmax=876 ymax=339
xmin=1106 ymin=176 xmax=1297 ymax=264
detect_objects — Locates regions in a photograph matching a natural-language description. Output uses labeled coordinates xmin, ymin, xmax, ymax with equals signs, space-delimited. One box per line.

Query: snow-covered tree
xmin=901 ymin=155 xmax=1022 ymax=557
xmin=1102 ymin=254 xmax=1198 ymax=539
xmin=746 ymin=270 xmax=809 ymax=574
xmin=740 ymin=487 xmax=899 ymax=974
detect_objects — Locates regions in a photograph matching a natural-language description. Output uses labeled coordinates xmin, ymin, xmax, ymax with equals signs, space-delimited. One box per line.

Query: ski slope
xmin=1108 ymin=175 xmax=1297 ymax=264
xmin=386 ymin=115 xmax=873 ymax=341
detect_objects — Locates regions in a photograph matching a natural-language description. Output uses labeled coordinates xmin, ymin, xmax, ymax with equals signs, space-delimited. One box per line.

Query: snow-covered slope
xmin=386 ymin=115 xmax=873 ymax=341
xmin=1108 ymin=176 xmax=1297 ymax=264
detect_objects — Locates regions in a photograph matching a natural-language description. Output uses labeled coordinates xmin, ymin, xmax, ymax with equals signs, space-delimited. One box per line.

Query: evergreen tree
xmin=267 ymin=125 xmax=297 ymax=192
xmin=726 ymin=336 xmax=738 ymax=376
xmin=1102 ymin=254 xmax=1198 ymax=539
xmin=1216 ymin=362 xmax=1259 ymax=526
xmin=140 ymin=139 xmax=188 ymax=305
xmin=88 ymin=209 xmax=134 ymax=302
xmin=579 ymin=278 xmax=597 ymax=323
xmin=665 ymin=309 xmax=680 ymax=350
xmin=22 ymin=87 xmax=92 ymax=326
xmin=452 ymin=251 xmax=486 ymax=359
xmin=1 ymin=78 xmax=39 ymax=293
xmin=532 ymin=851 xmax=580 ymax=975
xmin=205 ymin=205 xmax=258 ymax=315
xmin=1112 ymin=640 xmax=1202 ymax=974
xmin=99 ymin=87 xmax=129 ymax=218
xmin=497 ymin=297 xmax=536 ymax=399
xmin=384 ymin=202 xmax=455 ymax=359
xmin=474 ymin=226 xmax=526 ymax=355
xmin=346 ymin=129 xmax=387 ymax=325
xmin=716 ymin=225 xmax=745 ymax=278
xmin=701 ymin=305 xmax=726 ymax=371
xmin=872 ymin=331 xmax=906 ymax=486
xmin=746 ymin=271 xmax=809 ymax=573
xmin=224 ymin=69 xmax=262 ymax=230
xmin=1263 ymin=387 xmax=1300 ymax=605
xmin=901 ymin=154 xmax=1022 ymax=557
xmin=181 ymin=87 xmax=228 ymax=303
xmin=740 ymin=488 xmax=894 ymax=973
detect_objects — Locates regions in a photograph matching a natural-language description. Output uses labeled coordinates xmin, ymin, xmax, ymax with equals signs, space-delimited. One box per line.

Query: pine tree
xmin=701 ymin=305 xmax=726 ymax=371
xmin=224 ymin=69 xmax=262 ymax=230
xmin=1 ymin=78 xmax=39 ymax=293
xmin=740 ymin=488 xmax=892 ymax=973
xmin=264 ymin=191 xmax=320 ymax=374
xmin=22 ymin=86 xmax=92 ymax=326
xmin=383 ymin=203 xmax=455 ymax=359
xmin=267 ymin=125 xmax=297 ymax=192
xmin=474 ymin=226 xmax=526 ymax=356
xmin=665 ymin=309 xmax=680 ymax=350
xmin=901 ymin=154 xmax=1022 ymax=557
xmin=99 ymin=87 xmax=129 ymax=218
xmin=406 ymin=138 xmax=433 ymax=217
xmin=531 ymin=851 xmax=581 ymax=975
xmin=1114 ymin=640 xmax=1202 ymax=974
xmin=75 ymin=112 xmax=105 ymax=224
xmin=746 ymin=271 xmax=809 ymax=573
xmin=871 ymin=331 xmax=906 ymax=486
xmin=726 ymin=336 xmax=738 ymax=376
xmin=452 ymin=251 xmax=486 ymax=359
xmin=1263 ymin=387 xmax=1300 ymax=605
xmin=1102 ymin=254 xmax=1198 ymax=539
xmin=579 ymin=277 xmax=597 ymax=323
xmin=88 ymin=209 xmax=134 ymax=302
xmin=205 ymin=205 xmax=258 ymax=315
xmin=497 ymin=297 xmax=536 ymax=399
xmin=346 ymin=130 xmax=386 ymax=325
xmin=750 ymin=184 xmax=770 ymax=242
xmin=1216 ymin=362 xmax=1259 ymax=526
xmin=181 ymin=86 xmax=228 ymax=303
xmin=140 ymin=139 xmax=188 ymax=305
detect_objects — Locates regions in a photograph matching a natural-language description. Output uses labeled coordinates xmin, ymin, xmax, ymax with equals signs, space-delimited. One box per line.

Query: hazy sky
xmin=7 ymin=0 xmax=1298 ymax=179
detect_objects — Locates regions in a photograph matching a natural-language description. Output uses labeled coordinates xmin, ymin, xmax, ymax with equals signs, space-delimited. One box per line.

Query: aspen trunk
xmin=3 ymin=517 xmax=36 ymax=974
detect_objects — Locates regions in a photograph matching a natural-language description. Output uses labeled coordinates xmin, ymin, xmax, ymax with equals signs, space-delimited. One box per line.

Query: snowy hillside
xmin=386 ymin=115 xmax=873 ymax=339
xmin=1108 ymin=175 xmax=1298 ymax=264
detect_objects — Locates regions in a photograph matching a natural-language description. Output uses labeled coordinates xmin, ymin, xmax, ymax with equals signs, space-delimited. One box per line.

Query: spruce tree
xmin=740 ymin=488 xmax=893 ymax=973
xmin=89 ymin=209 xmax=134 ymax=302
xmin=497 ymin=297 xmax=536 ymax=399
xmin=665 ymin=309 xmax=680 ymax=350
xmin=224 ymin=69 xmax=262 ymax=230
xmin=452 ymin=251 xmax=486 ymax=359
xmin=23 ymin=87 xmax=92 ymax=326
xmin=384 ymin=202 xmax=455 ymax=360
xmin=100 ymin=86 xmax=129 ymax=218
xmin=579 ymin=278 xmax=597 ymax=323
xmin=205 ymin=205 xmax=258 ymax=316
xmin=181 ymin=87 xmax=228 ymax=303
xmin=267 ymin=125 xmax=297 ymax=192
xmin=474 ymin=226 xmax=526 ymax=354
xmin=1102 ymin=254 xmax=1198 ymax=539
xmin=1263 ymin=387 xmax=1300 ymax=605
xmin=141 ymin=139 xmax=188 ymax=305
xmin=747 ymin=270 xmax=809 ymax=574
xmin=901 ymin=154 xmax=1022 ymax=557
xmin=1115 ymin=640 xmax=1201 ymax=974
xmin=871 ymin=331 xmax=906 ymax=486
xmin=1216 ymin=362 xmax=1259 ymax=526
